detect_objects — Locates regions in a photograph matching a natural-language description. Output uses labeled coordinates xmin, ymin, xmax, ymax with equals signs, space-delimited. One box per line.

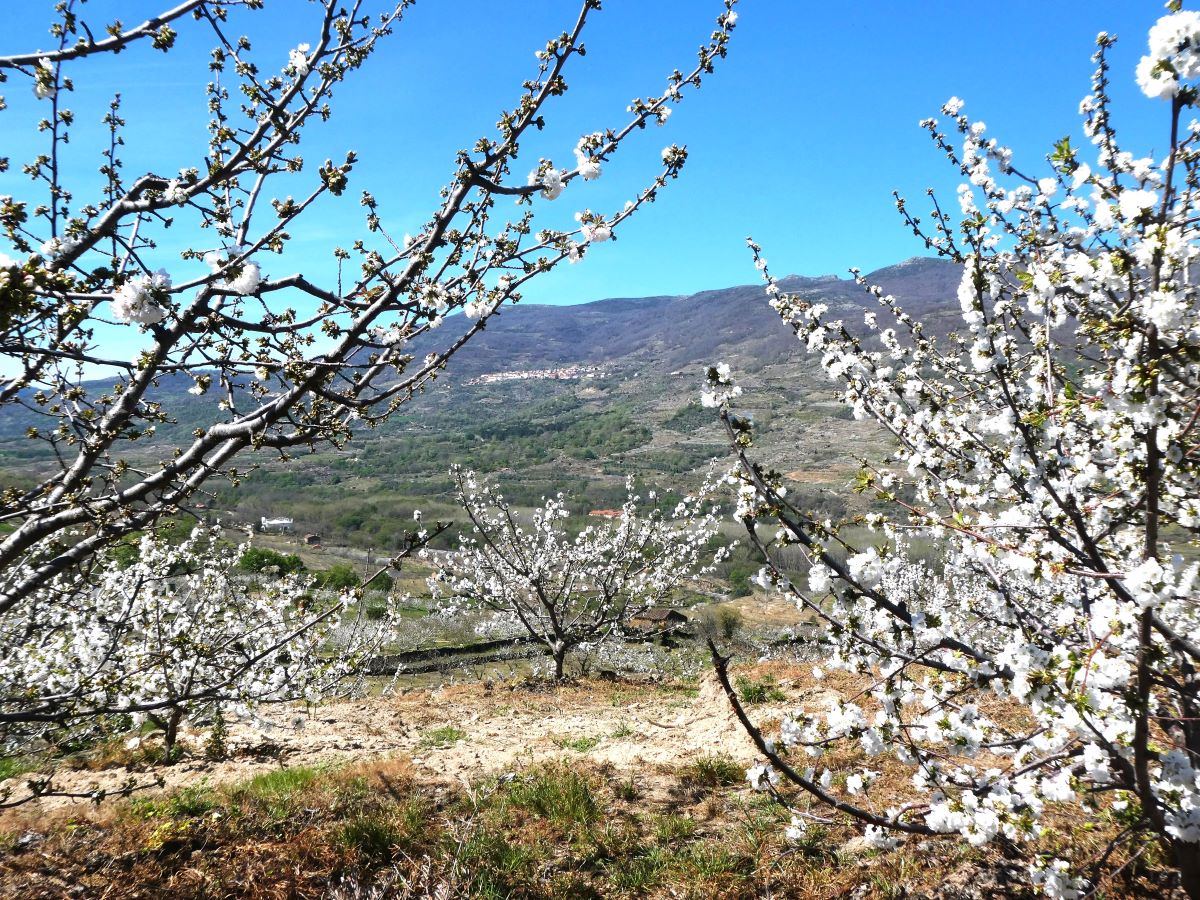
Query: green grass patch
xmin=0 ymin=756 xmax=36 ymax=783
xmin=613 ymin=775 xmax=639 ymax=802
xmin=130 ymin=782 xmax=217 ymax=820
xmin=237 ymin=765 xmax=320 ymax=799
xmin=682 ymin=842 xmax=750 ymax=878
xmin=734 ymin=673 xmax=786 ymax=704
xmin=553 ymin=734 xmax=601 ymax=753
xmin=499 ymin=765 xmax=600 ymax=829
xmin=607 ymin=848 xmax=671 ymax=892
xmin=5 ymin=752 xmax=1161 ymax=899
xmin=455 ymin=827 xmax=542 ymax=897
xmin=681 ymin=754 xmax=744 ymax=789
xmin=788 ymin=822 xmax=839 ymax=862
xmin=608 ymin=689 xmax=636 ymax=707
xmin=337 ymin=812 xmax=408 ymax=865
xmin=654 ymin=813 xmax=697 ymax=843
xmin=226 ymin=765 xmax=322 ymax=823
xmin=418 ymin=725 xmax=467 ymax=749
xmin=662 ymin=682 xmax=701 ymax=699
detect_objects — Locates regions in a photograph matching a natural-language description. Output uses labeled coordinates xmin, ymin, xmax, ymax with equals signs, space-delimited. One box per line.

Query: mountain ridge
xmin=412 ymin=255 xmax=962 ymax=378
xmin=0 ymin=256 xmax=963 ymax=450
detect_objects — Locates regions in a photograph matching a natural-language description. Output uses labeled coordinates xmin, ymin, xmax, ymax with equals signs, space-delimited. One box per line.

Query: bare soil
xmin=10 ymin=671 xmax=825 ymax=818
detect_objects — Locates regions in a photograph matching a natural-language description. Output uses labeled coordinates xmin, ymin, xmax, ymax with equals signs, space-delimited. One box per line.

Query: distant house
xmin=630 ymin=608 xmax=689 ymax=631
xmin=303 ymin=533 xmax=322 ymax=546
xmin=588 ymin=509 xmax=622 ymax=519
xmin=259 ymin=516 xmax=295 ymax=533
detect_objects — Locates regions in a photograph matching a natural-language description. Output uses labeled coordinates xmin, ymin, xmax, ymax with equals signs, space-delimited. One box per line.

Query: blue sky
xmin=1 ymin=0 xmax=1171 ymax=310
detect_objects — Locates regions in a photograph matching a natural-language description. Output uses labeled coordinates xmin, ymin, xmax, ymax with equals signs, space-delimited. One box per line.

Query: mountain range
xmin=0 ymin=256 xmax=963 ymax=536
xmin=413 ymin=256 xmax=961 ymax=379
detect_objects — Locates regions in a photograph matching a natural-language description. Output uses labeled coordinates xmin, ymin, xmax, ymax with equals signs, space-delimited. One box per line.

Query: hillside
xmin=0 ymin=257 xmax=962 ymax=544
xmin=407 ymin=256 xmax=961 ymax=378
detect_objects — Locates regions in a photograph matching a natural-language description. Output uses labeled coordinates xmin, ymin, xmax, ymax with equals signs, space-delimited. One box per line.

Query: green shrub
xmin=726 ymin=565 xmax=753 ymax=598
xmin=364 ymin=569 xmax=393 ymax=591
xmin=238 ymin=547 xmax=306 ymax=575
xmin=204 ymin=710 xmax=228 ymax=761
xmin=316 ymin=563 xmax=360 ymax=590
xmin=698 ymin=604 xmax=743 ymax=639
xmin=714 ymin=606 xmax=743 ymax=638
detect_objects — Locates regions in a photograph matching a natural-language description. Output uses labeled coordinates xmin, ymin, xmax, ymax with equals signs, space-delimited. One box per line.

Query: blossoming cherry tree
xmin=712 ymin=9 xmax=1200 ymax=897
xmin=429 ymin=468 xmax=727 ymax=680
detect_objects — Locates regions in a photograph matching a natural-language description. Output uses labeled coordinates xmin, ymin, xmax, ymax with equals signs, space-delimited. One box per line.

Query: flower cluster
xmin=700 ymin=361 xmax=741 ymax=407
xmin=1137 ymin=9 xmax=1200 ymax=99
xmin=529 ymin=162 xmax=567 ymax=200
xmin=32 ymin=57 xmax=55 ymax=99
xmin=1028 ymin=859 xmax=1088 ymax=900
xmin=162 ymin=168 xmax=196 ymax=205
xmin=581 ymin=220 xmax=612 ymax=243
xmin=110 ymin=269 xmax=171 ymax=325
xmin=289 ymin=42 xmax=311 ymax=76
xmin=204 ymin=249 xmax=262 ymax=295
xmin=574 ymin=132 xmax=605 ymax=181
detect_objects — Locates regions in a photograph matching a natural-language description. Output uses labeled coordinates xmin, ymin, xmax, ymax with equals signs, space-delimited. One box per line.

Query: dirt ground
xmin=722 ymin=592 xmax=811 ymax=627
xmin=6 ymin=669 xmax=831 ymax=820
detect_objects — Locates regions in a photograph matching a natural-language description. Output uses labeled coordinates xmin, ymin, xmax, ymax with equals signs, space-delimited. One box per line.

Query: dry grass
xmin=0 ymin=668 xmax=1186 ymax=899
xmin=1 ymin=753 xmax=1180 ymax=899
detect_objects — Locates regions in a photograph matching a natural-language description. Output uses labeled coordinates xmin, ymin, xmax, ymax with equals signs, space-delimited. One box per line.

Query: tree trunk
xmin=162 ymin=708 xmax=183 ymax=764
xmin=1177 ymin=842 xmax=1200 ymax=900
xmin=553 ymin=648 xmax=566 ymax=681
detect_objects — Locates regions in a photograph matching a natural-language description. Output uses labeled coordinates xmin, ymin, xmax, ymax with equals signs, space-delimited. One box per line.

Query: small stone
xmin=839 ymin=836 xmax=874 ymax=857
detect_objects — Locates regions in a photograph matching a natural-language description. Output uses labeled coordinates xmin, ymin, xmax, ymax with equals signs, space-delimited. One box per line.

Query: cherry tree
xmin=0 ymin=1 xmax=737 ymax=762
xmin=711 ymin=10 xmax=1200 ymax=898
xmin=429 ymin=468 xmax=727 ymax=680
xmin=0 ymin=0 xmax=737 ymax=608
xmin=0 ymin=524 xmax=410 ymax=805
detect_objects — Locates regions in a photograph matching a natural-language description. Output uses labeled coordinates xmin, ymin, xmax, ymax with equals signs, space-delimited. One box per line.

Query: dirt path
xmin=15 ymin=671 xmax=829 ymax=815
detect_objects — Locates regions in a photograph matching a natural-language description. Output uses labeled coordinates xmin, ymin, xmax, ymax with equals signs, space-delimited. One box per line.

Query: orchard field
xmin=3 ymin=2 xmax=1200 ymax=898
